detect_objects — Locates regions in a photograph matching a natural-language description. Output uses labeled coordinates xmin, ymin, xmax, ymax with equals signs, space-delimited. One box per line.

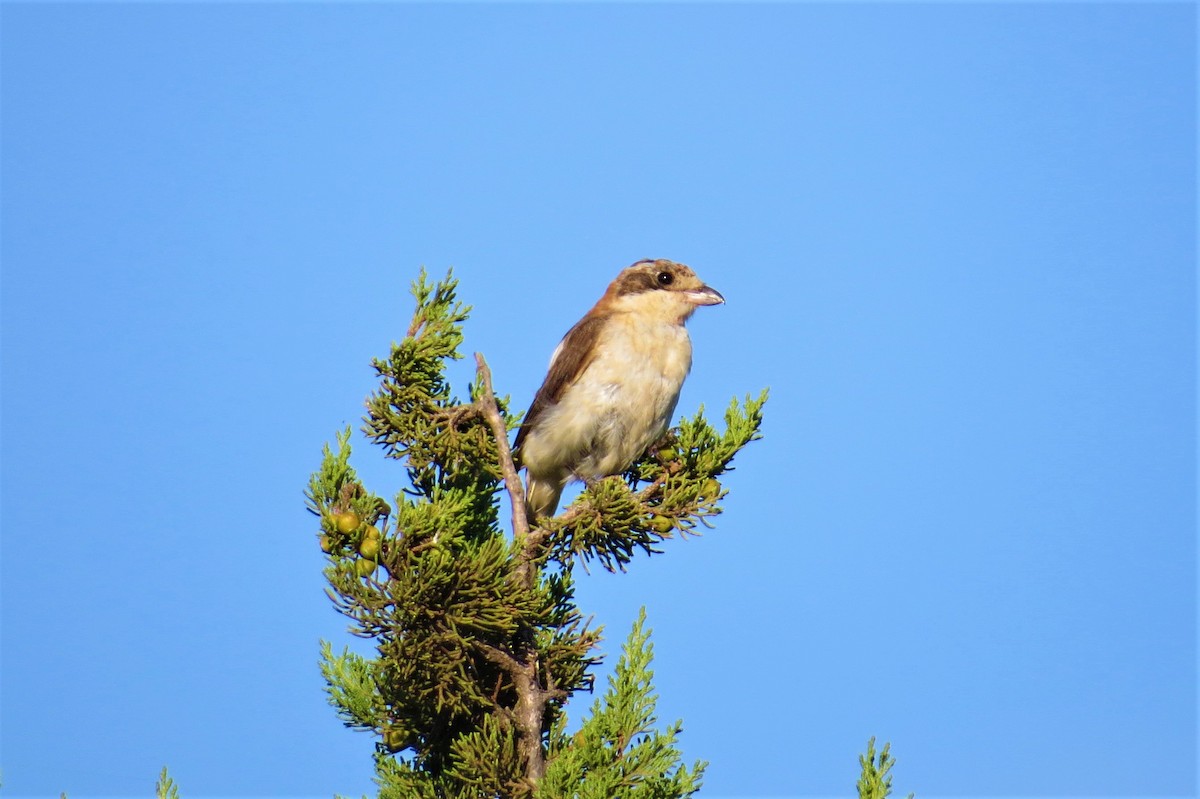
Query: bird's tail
xmin=525 ymin=477 xmax=565 ymax=522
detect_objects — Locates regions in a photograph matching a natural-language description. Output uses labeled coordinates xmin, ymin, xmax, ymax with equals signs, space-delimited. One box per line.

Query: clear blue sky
xmin=1 ymin=3 xmax=1195 ymax=797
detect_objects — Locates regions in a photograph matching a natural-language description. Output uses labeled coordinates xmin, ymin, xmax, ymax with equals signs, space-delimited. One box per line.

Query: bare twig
xmin=474 ymin=639 xmax=524 ymax=675
xmin=473 ymin=354 xmax=529 ymax=542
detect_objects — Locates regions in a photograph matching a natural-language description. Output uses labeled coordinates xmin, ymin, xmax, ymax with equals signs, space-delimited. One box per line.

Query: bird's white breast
xmin=524 ymin=315 xmax=692 ymax=481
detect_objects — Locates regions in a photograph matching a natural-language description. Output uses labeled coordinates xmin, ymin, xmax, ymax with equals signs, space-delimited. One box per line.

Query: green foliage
xmin=857 ymin=738 xmax=913 ymax=799
xmin=308 ymin=268 xmax=769 ymax=798
xmin=543 ymin=392 xmax=768 ymax=572
xmin=362 ymin=269 xmax=505 ymax=505
xmin=538 ymin=611 xmax=705 ymax=799
xmin=155 ymin=767 xmax=179 ymax=799
xmin=320 ymin=641 xmax=387 ymax=731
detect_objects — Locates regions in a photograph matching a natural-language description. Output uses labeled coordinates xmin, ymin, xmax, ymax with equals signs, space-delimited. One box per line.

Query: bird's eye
xmin=657 ymin=271 xmax=673 ymax=286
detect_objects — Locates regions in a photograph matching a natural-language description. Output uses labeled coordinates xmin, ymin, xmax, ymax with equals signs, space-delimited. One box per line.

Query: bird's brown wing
xmin=514 ymin=312 xmax=609 ymax=456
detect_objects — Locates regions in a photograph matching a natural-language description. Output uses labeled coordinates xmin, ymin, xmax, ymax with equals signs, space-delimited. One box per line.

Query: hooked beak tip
xmin=688 ymin=285 xmax=725 ymax=306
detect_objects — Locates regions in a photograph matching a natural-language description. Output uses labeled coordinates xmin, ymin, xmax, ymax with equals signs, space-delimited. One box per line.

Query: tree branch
xmin=473 ymin=353 xmax=548 ymax=784
xmin=474 ymin=354 xmax=529 ymax=542
xmin=474 ymin=639 xmax=525 ymax=675
xmin=549 ymin=473 xmax=669 ymax=531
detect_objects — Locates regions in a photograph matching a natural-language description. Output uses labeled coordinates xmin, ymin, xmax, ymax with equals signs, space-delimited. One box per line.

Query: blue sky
xmin=1 ymin=3 xmax=1195 ymax=797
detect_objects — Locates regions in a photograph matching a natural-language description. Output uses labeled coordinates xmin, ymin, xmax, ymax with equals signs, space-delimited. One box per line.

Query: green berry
xmin=650 ymin=515 xmax=674 ymax=534
xmin=358 ymin=536 xmax=381 ymax=560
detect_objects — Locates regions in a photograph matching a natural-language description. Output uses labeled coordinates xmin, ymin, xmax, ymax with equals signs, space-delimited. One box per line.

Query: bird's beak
xmin=685 ymin=285 xmax=725 ymax=306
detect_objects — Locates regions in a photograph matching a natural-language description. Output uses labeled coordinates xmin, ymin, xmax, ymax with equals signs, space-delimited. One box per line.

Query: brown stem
xmin=473 ymin=354 xmax=529 ymax=544
xmin=474 ymin=638 xmax=548 ymax=780
xmin=472 ymin=353 xmax=548 ymax=785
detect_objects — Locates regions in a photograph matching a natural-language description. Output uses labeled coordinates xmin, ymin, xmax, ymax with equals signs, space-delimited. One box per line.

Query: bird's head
xmin=598 ymin=259 xmax=725 ymax=323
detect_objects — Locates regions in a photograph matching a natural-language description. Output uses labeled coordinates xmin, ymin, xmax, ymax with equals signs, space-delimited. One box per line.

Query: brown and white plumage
xmin=514 ymin=259 xmax=724 ymax=520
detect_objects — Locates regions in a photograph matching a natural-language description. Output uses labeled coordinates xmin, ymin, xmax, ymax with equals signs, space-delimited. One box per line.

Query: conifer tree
xmin=306 ymin=269 xmax=766 ymax=798
xmin=856 ymin=738 xmax=913 ymax=799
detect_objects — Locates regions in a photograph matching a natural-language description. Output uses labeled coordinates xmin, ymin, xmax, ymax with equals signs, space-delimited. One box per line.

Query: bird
xmin=514 ymin=258 xmax=725 ymax=520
